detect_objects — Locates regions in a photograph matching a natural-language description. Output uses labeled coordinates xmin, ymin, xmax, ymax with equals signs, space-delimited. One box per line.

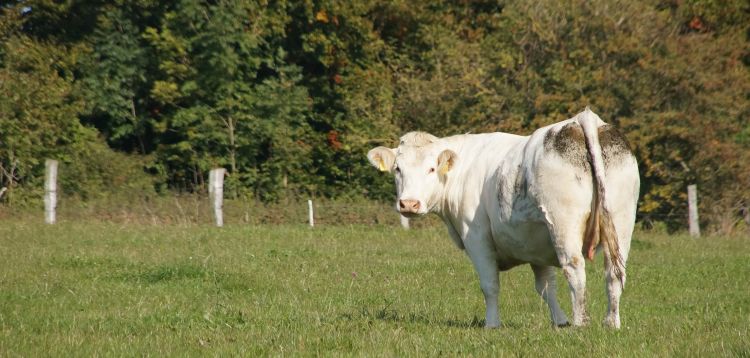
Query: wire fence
xmin=0 ymin=192 xmax=713 ymax=231
xmin=3 ymin=161 xmax=748 ymax=235
xmin=0 ymin=194 xmax=440 ymax=228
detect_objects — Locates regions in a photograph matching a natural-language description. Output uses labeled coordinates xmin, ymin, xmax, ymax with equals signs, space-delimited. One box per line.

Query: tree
xmin=2 ymin=0 xmax=749 ymax=232
xmin=145 ymin=0 xmax=314 ymax=199
xmin=0 ymin=4 xmax=154 ymax=203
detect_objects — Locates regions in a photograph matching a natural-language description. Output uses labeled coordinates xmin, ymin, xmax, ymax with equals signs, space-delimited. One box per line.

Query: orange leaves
xmin=315 ymin=10 xmax=329 ymax=23
xmin=315 ymin=9 xmax=338 ymax=25
xmin=327 ymin=130 xmax=342 ymax=150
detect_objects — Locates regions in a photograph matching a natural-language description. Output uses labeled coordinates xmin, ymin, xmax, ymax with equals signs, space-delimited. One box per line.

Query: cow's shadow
xmin=341 ymin=306 xmax=519 ymax=329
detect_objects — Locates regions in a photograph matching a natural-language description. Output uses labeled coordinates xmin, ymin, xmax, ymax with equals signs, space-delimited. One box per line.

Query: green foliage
xmin=79 ymin=6 xmax=150 ymax=151
xmin=0 ymin=8 xmax=155 ymax=203
xmin=144 ymin=0 xmax=314 ymax=199
xmin=1 ymin=0 xmax=749 ymax=231
xmin=0 ymin=34 xmax=83 ymax=198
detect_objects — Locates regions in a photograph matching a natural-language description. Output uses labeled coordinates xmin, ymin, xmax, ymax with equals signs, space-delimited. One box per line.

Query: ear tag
xmin=439 ymin=162 xmax=451 ymax=176
xmin=377 ymin=158 xmax=387 ymax=172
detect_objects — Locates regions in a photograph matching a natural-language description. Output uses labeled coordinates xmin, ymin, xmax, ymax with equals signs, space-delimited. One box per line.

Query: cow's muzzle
xmin=398 ymin=199 xmax=421 ymax=214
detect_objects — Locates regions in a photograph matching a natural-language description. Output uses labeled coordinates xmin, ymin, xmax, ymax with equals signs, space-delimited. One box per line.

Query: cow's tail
xmin=577 ymin=107 xmax=625 ymax=284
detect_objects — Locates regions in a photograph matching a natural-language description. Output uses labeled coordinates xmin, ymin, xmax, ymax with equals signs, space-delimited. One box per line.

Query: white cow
xmin=367 ymin=108 xmax=639 ymax=328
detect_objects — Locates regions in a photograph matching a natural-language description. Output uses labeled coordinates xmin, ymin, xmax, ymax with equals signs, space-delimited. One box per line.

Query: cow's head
xmin=367 ymin=132 xmax=457 ymax=217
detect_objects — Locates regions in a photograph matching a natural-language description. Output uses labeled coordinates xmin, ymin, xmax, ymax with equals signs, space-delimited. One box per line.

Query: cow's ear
xmin=367 ymin=146 xmax=396 ymax=173
xmin=437 ymin=149 xmax=457 ymax=178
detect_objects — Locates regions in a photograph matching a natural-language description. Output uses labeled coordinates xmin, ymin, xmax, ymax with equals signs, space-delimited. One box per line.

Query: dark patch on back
xmin=599 ymin=125 xmax=633 ymax=168
xmin=544 ymin=123 xmax=634 ymax=170
xmin=543 ymin=122 xmax=589 ymax=170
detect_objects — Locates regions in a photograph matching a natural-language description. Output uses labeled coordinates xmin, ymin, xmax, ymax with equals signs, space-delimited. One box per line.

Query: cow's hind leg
xmin=543 ymin=209 xmax=589 ymax=326
xmin=601 ymin=193 xmax=635 ymax=329
xmin=603 ymin=218 xmax=632 ymax=329
xmin=560 ymin=252 xmax=588 ymax=326
xmin=531 ymin=265 xmax=569 ymax=327
xmin=603 ymin=254 xmax=625 ymax=328
xmin=545 ymin=223 xmax=589 ymax=326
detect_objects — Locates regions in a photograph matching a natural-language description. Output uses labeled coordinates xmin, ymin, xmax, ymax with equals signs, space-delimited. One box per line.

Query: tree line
xmin=1 ymin=0 xmax=748 ymax=232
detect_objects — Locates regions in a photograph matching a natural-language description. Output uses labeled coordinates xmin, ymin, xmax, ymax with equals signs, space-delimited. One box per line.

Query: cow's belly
xmin=491 ymin=221 xmax=560 ymax=270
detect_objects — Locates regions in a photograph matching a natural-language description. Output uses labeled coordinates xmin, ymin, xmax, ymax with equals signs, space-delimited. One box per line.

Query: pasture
xmin=1 ymin=219 xmax=748 ymax=356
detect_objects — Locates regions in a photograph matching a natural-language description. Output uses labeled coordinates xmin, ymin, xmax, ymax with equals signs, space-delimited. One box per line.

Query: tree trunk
xmin=227 ymin=116 xmax=237 ymax=175
xmin=130 ymin=97 xmax=146 ymax=154
xmin=224 ymin=116 xmax=238 ymax=199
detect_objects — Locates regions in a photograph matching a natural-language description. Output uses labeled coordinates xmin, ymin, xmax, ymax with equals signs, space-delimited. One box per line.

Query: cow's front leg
xmin=464 ymin=232 xmax=500 ymax=328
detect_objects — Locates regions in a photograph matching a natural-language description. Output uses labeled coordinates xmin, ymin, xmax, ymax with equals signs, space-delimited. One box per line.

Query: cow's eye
xmin=395 ymin=166 xmax=401 ymax=173
xmin=428 ymin=167 xmax=435 ymax=174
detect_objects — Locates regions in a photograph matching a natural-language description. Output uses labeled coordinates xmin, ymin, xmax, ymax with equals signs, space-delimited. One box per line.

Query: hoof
xmin=555 ymin=322 xmax=571 ymax=328
xmin=602 ymin=317 xmax=621 ymax=329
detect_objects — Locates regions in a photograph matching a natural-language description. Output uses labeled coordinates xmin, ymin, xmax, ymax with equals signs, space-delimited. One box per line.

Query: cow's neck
xmin=432 ymin=134 xmax=501 ymax=239
xmin=435 ymin=138 xmax=481 ymax=219
xmin=435 ymin=211 xmax=466 ymax=250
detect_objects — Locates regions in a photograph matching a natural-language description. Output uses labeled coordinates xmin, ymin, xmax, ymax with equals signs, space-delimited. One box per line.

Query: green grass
xmin=1 ymin=219 xmax=748 ymax=356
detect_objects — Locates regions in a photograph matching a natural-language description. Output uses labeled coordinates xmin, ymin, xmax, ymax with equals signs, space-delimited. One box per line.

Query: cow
xmin=367 ymin=108 xmax=639 ymax=329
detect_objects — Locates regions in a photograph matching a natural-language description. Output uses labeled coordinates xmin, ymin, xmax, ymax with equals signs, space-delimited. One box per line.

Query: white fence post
xmin=687 ymin=184 xmax=700 ymax=238
xmin=400 ymin=215 xmax=410 ymax=229
xmin=44 ymin=159 xmax=58 ymax=224
xmin=209 ymin=168 xmax=226 ymax=227
xmin=308 ymin=199 xmax=314 ymax=227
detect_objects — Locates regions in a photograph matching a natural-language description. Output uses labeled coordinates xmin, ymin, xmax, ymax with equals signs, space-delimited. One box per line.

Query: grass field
xmin=1 ymin=219 xmax=748 ymax=356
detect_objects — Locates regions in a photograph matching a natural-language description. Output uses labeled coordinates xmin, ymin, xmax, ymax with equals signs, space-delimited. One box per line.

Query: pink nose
xmin=399 ymin=199 xmax=420 ymax=213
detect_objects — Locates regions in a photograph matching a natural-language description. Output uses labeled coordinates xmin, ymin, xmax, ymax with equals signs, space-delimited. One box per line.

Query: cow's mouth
xmin=398 ymin=211 xmax=422 ymax=218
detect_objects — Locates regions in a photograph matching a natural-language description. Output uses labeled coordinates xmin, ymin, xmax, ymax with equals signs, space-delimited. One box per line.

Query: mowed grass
xmin=1 ymin=219 xmax=748 ymax=356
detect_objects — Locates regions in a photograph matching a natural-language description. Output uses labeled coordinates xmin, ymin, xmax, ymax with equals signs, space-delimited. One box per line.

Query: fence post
xmin=308 ymin=199 xmax=314 ymax=227
xmin=209 ymin=168 xmax=226 ymax=227
xmin=44 ymin=159 xmax=58 ymax=224
xmin=687 ymin=184 xmax=700 ymax=238
xmin=400 ymin=215 xmax=410 ymax=229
